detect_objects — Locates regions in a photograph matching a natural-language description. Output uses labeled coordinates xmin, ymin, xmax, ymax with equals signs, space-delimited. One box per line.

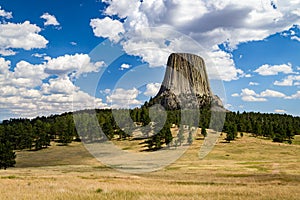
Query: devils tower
xmin=150 ymin=53 xmax=224 ymax=110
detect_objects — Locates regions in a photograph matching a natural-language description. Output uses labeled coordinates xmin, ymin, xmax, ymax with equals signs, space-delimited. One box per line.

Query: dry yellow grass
xmin=1 ymin=134 xmax=300 ymax=199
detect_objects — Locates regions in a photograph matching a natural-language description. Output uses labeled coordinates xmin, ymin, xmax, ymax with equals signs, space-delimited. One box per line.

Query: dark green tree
xmin=286 ymin=125 xmax=294 ymax=144
xmin=33 ymin=120 xmax=50 ymax=150
xmin=146 ymin=123 xmax=173 ymax=150
xmin=0 ymin=141 xmax=16 ymax=170
xmin=201 ymin=127 xmax=207 ymax=138
xmin=102 ymin=121 xmax=114 ymax=140
xmin=0 ymin=127 xmax=16 ymax=169
xmin=225 ymin=124 xmax=237 ymax=143
xmin=225 ymin=130 xmax=234 ymax=143
xmin=164 ymin=126 xmax=173 ymax=147
xmin=140 ymin=107 xmax=151 ymax=126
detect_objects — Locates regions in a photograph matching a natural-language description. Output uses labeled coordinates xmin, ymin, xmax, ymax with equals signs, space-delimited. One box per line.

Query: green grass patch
xmin=173 ymin=180 xmax=248 ymax=186
xmin=221 ymin=173 xmax=252 ymax=178
xmin=122 ymin=147 xmax=132 ymax=150
xmin=173 ymin=181 xmax=223 ymax=186
xmin=95 ymin=188 xmax=103 ymax=193
xmin=1 ymin=175 xmax=17 ymax=179
xmin=165 ymin=166 xmax=181 ymax=170
xmin=246 ymin=165 xmax=269 ymax=172
xmin=292 ymin=135 xmax=300 ymax=145
xmin=238 ymin=161 xmax=270 ymax=165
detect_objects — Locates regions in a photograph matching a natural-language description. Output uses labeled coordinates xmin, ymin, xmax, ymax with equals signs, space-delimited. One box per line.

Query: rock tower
xmin=151 ymin=53 xmax=224 ymax=111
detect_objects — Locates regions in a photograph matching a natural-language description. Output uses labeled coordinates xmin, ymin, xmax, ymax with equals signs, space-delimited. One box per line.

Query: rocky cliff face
xmin=151 ymin=53 xmax=224 ymax=110
xmin=156 ymin=53 xmax=212 ymax=97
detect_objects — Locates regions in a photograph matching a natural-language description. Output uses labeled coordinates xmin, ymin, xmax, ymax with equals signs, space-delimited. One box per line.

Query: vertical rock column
xmin=153 ymin=53 xmax=213 ymax=110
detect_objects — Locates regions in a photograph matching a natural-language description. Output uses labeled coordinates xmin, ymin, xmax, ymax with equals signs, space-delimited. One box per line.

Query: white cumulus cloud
xmin=100 ymin=88 xmax=111 ymax=94
xmin=91 ymin=0 xmax=300 ymax=81
xmin=274 ymin=109 xmax=286 ymax=113
xmin=45 ymin=53 xmax=105 ymax=78
xmin=254 ymin=63 xmax=294 ymax=76
xmin=106 ymin=87 xmax=142 ymax=108
xmin=0 ymin=49 xmax=16 ymax=56
xmin=240 ymin=88 xmax=267 ymax=102
xmin=291 ymin=35 xmax=300 ymax=42
xmin=0 ymin=21 xmax=48 ymax=55
xmin=120 ymin=63 xmax=131 ymax=70
xmin=40 ymin=13 xmax=60 ymax=26
xmin=274 ymin=75 xmax=300 ymax=86
xmin=13 ymin=60 xmax=47 ymax=87
xmin=32 ymin=53 xmax=47 ymax=58
xmin=242 ymin=95 xmax=267 ymax=102
xmin=206 ymin=48 xmax=244 ymax=81
xmin=260 ymin=89 xmax=286 ymax=98
xmin=90 ymin=17 xmax=125 ymax=43
xmin=249 ymin=82 xmax=259 ymax=86
xmin=42 ymin=76 xmax=79 ymax=95
xmin=285 ymin=91 xmax=300 ymax=99
xmin=237 ymin=88 xmax=287 ymax=102
xmin=0 ymin=55 xmax=107 ymax=119
xmin=0 ymin=6 xmax=12 ymax=19
xmin=144 ymin=82 xmax=161 ymax=97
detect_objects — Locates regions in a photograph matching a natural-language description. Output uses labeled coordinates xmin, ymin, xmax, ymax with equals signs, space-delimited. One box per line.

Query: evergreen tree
xmin=0 ymin=141 xmax=16 ymax=170
xmin=22 ymin=121 xmax=34 ymax=150
xmin=146 ymin=124 xmax=173 ymax=150
xmin=140 ymin=107 xmax=151 ymax=126
xmin=0 ymin=127 xmax=16 ymax=169
xmin=102 ymin=121 xmax=114 ymax=140
xmin=225 ymin=124 xmax=237 ymax=143
xmin=253 ymin=122 xmax=262 ymax=136
xmin=154 ymin=134 xmax=161 ymax=149
xmin=164 ymin=126 xmax=173 ymax=147
xmin=225 ymin=130 xmax=234 ymax=143
xmin=272 ymin=133 xmax=284 ymax=143
xmin=33 ymin=120 xmax=50 ymax=150
xmin=201 ymin=127 xmax=207 ymax=138
xmin=286 ymin=125 xmax=294 ymax=144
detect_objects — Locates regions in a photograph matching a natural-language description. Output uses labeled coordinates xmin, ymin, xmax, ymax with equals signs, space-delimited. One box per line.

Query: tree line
xmin=1 ymin=107 xmax=299 ymax=169
xmin=223 ymin=111 xmax=300 ymax=143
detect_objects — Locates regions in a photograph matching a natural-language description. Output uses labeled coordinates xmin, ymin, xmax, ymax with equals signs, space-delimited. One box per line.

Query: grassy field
xmin=0 ymin=133 xmax=300 ymax=199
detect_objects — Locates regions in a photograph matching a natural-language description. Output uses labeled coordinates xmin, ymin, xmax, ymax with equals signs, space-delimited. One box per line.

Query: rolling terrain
xmin=1 ymin=133 xmax=299 ymax=200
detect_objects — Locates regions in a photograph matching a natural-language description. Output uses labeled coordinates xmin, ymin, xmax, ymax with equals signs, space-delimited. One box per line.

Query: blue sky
xmin=0 ymin=0 xmax=300 ymax=120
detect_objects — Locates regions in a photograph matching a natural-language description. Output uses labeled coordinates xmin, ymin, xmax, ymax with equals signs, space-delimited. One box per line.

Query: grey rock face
xmin=151 ymin=53 xmax=224 ymax=110
xmin=156 ymin=53 xmax=211 ymax=97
